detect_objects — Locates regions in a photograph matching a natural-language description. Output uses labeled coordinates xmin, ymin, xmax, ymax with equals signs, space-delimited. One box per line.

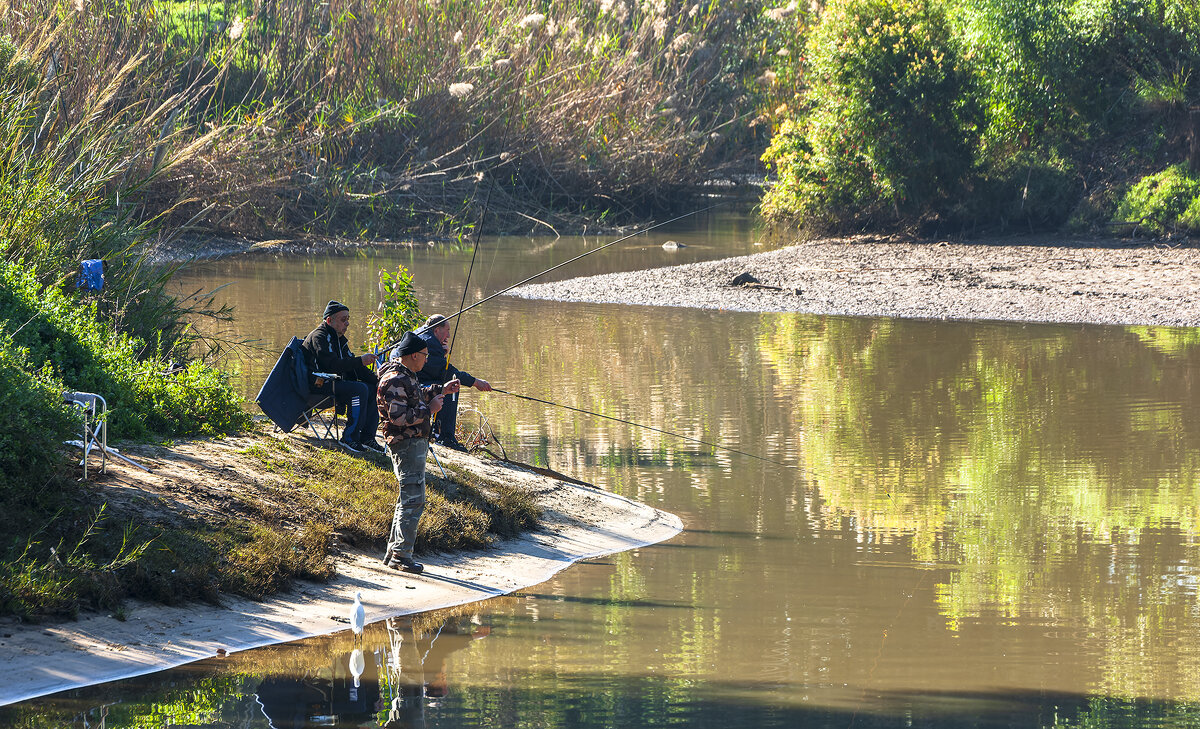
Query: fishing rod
xmin=433 ymin=156 xmax=497 ymax=432
xmin=491 ymin=387 xmax=797 ymax=470
xmin=448 ymin=119 xmax=509 ymax=359
xmin=447 ymin=186 xmax=488 ymax=359
xmin=381 ymin=202 xmax=725 ymax=352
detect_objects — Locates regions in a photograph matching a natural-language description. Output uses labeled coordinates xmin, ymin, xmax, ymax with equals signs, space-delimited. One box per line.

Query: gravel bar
xmin=511 ymin=239 xmax=1200 ymax=327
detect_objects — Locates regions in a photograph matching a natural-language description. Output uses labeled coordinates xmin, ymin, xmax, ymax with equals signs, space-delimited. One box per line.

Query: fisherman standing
xmin=377 ymin=331 xmax=460 ymax=574
xmin=302 ymin=300 xmax=383 ymax=454
xmin=416 ymin=314 xmax=491 ymax=451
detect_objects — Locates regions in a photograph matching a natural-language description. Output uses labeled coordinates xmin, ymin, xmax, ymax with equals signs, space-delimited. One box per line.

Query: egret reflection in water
xmin=249 ymin=612 xmax=491 ymax=728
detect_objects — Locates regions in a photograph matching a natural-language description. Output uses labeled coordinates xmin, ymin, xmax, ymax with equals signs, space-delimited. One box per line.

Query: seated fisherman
xmin=302 ymin=300 xmax=383 ymax=454
xmin=415 ymin=314 xmax=491 ymax=451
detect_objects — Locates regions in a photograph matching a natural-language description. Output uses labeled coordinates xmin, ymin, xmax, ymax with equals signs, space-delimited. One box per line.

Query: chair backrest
xmin=286 ymin=336 xmax=314 ymax=395
xmin=65 ymin=391 xmax=105 ymax=415
xmin=256 ymin=338 xmax=317 ymax=433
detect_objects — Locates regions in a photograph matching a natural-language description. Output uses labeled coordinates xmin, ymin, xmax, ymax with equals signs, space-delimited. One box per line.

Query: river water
xmin=5 ymin=210 xmax=1200 ymax=728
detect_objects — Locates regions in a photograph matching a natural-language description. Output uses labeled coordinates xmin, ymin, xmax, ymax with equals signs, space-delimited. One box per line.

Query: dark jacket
xmin=416 ymin=330 xmax=475 ymax=387
xmin=377 ymin=360 xmax=444 ymax=443
xmin=302 ymin=322 xmax=376 ymax=388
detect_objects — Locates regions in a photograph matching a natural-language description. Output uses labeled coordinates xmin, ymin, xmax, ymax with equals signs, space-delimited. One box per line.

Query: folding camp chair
xmin=296 ymin=387 xmax=344 ymax=443
xmin=64 ymin=391 xmax=107 ymax=479
xmin=256 ymin=337 xmax=346 ymax=444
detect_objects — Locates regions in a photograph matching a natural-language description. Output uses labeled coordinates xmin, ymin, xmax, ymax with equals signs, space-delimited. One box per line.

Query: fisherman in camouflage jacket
xmin=376 ymin=331 xmax=460 ymax=574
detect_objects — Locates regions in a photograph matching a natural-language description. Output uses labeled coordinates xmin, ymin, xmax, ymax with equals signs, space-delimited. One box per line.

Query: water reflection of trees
xmin=792 ymin=317 xmax=1200 ymax=699
xmin=472 ymin=307 xmax=1200 ymax=703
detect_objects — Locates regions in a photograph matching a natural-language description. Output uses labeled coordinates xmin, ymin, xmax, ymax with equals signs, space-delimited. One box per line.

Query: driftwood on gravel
xmin=728 ymin=271 xmax=797 ymax=294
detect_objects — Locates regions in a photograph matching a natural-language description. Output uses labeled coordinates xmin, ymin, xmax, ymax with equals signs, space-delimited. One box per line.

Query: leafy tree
xmin=761 ymin=0 xmax=980 ymax=231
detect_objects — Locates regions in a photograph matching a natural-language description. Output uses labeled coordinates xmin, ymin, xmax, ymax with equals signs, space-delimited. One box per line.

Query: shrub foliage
xmin=1114 ymin=164 xmax=1200 ymax=235
xmin=761 ymin=0 xmax=1200 ymax=235
xmin=762 ymin=0 xmax=978 ymax=229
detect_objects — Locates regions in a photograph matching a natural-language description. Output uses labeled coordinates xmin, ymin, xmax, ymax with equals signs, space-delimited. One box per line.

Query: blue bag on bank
xmin=77 ymin=259 xmax=105 ymax=291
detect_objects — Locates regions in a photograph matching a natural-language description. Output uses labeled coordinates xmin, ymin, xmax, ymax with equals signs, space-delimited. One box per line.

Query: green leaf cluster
xmin=364 ymin=265 xmax=423 ymax=354
xmin=0 ymin=263 xmax=250 ymax=455
xmin=762 ymin=0 xmax=980 ymax=229
xmin=1114 ymin=163 xmax=1200 ymax=235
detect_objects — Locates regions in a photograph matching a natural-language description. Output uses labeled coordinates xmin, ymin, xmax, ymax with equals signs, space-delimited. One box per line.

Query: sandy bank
xmin=0 ymin=445 xmax=681 ymax=707
xmin=512 ymin=237 xmax=1200 ymax=327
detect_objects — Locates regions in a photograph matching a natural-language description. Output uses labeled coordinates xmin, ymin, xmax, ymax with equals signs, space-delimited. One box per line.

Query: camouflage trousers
xmin=385 ymin=437 xmax=428 ymax=562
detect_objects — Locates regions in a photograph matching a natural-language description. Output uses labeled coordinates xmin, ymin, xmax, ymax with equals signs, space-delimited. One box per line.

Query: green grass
xmin=240 ymin=437 xmax=542 ymax=554
xmin=0 ymin=434 xmax=543 ymax=620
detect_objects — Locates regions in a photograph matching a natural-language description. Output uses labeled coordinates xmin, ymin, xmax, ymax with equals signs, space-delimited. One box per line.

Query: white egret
xmin=350 ymin=592 xmax=365 ymax=636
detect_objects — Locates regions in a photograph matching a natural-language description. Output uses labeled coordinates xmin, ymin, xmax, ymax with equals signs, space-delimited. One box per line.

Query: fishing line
xmin=491 ymin=386 xmax=796 ymax=470
xmin=382 ymin=202 xmax=725 ymax=351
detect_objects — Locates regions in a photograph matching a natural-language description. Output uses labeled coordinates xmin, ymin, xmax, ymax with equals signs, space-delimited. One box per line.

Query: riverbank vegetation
xmin=760 ymin=0 xmax=1200 ymax=237
xmin=0 ymin=0 xmax=776 ymax=618
xmin=1 ymin=0 xmax=776 ymax=243
xmin=2 ymin=433 xmax=539 ymax=620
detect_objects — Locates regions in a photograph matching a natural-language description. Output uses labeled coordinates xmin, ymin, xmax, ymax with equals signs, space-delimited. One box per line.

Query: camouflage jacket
xmin=376 ymin=360 xmax=444 ymax=444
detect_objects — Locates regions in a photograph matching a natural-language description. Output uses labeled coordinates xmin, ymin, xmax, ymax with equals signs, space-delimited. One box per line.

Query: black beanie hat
xmin=397 ymin=331 xmax=427 ymax=357
xmin=323 ymin=300 xmax=349 ymax=320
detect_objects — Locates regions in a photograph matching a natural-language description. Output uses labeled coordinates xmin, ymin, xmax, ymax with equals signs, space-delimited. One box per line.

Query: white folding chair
xmin=64 ymin=391 xmax=107 ymax=479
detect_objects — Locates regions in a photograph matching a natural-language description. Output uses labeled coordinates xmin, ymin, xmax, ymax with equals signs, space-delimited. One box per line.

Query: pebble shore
xmin=512 ymin=239 xmax=1200 ymax=327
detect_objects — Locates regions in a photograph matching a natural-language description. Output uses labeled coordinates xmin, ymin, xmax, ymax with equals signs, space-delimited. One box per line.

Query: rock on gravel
xmin=511 ymin=239 xmax=1200 ymax=327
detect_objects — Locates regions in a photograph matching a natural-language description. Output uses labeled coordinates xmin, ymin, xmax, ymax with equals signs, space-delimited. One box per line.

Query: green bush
xmin=0 ymin=263 xmax=251 ymax=440
xmin=365 ymin=265 xmax=423 ymax=354
xmin=761 ymin=0 xmax=979 ymax=230
xmin=1114 ymin=164 xmax=1200 ymax=235
xmin=761 ymin=0 xmax=1200 ymax=234
xmin=0 ymin=343 xmax=75 ymax=498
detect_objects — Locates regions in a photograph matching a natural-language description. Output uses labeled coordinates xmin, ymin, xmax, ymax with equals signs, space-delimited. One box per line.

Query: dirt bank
xmin=0 ymin=438 xmax=681 ymax=707
xmin=512 ymin=237 xmax=1200 ymax=327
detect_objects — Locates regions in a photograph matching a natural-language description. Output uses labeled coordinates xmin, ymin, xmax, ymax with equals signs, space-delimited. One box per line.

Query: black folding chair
xmin=256 ymin=337 xmax=342 ymax=442
xmin=296 ymin=389 xmax=344 ymax=442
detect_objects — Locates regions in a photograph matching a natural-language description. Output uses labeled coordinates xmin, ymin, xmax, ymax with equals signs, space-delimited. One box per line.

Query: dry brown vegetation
xmin=1 ymin=0 xmax=774 ymax=244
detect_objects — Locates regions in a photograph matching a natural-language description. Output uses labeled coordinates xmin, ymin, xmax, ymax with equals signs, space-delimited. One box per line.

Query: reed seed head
xmin=766 ymin=1 xmax=799 ymax=22
xmin=449 ymin=82 xmax=474 ymax=98
xmin=518 ymin=13 xmax=546 ymax=30
xmin=669 ymin=33 xmax=693 ymax=52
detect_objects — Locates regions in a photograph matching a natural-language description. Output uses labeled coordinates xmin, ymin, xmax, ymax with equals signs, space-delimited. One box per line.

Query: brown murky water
xmin=6 ymin=211 xmax=1200 ymax=727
